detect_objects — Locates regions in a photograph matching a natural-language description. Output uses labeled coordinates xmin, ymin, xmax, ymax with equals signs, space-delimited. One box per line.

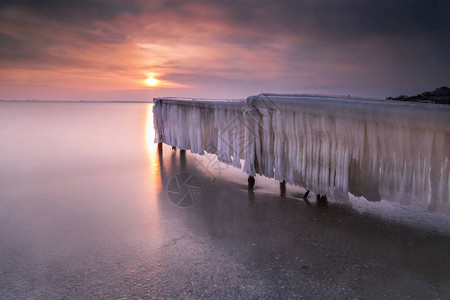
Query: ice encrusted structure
xmin=153 ymin=94 xmax=450 ymax=214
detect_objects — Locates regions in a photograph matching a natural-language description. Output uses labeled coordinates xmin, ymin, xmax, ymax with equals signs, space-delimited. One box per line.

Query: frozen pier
xmin=153 ymin=94 xmax=450 ymax=214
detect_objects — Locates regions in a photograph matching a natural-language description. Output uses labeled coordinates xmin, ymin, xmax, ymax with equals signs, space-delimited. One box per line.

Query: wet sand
xmin=0 ymin=102 xmax=449 ymax=299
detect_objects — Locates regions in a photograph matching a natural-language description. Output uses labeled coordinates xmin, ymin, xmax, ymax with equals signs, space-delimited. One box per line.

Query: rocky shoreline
xmin=386 ymin=86 xmax=450 ymax=105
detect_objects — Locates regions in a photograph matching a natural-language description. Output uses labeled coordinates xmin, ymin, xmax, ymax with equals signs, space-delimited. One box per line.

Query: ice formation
xmin=153 ymin=94 xmax=450 ymax=214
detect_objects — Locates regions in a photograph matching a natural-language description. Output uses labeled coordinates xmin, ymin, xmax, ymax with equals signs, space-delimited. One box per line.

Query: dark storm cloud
xmin=0 ymin=33 xmax=24 ymax=51
xmin=2 ymin=0 xmax=449 ymax=47
xmin=0 ymin=0 xmax=143 ymax=23
xmin=0 ymin=33 xmax=39 ymax=64
xmin=0 ymin=0 xmax=144 ymax=68
xmin=210 ymin=0 xmax=450 ymax=41
xmin=0 ymin=0 xmax=449 ymax=99
xmin=207 ymin=0 xmax=450 ymax=88
xmin=218 ymin=0 xmax=450 ymax=95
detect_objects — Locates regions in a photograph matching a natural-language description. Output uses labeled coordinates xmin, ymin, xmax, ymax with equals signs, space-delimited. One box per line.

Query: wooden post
xmin=248 ymin=176 xmax=255 ymax=190
xmin=303 ymin=190 xmax=310 ymax=200
xmin=316 ymin=194 xmax=327 ymax=206
xmin=280 ymin=180 xmax=286 ymax=196
xmin=158 ymin=143 xmax=163 ymax=153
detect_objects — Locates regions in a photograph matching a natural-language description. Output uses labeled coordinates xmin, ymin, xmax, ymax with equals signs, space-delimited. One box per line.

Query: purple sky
xmin=0 ymin=0 xmax=449 ymax=101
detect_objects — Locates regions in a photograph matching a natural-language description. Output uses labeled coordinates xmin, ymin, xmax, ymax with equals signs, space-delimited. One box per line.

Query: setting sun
xmin=145 ymin=77 xmax=158 ymax=87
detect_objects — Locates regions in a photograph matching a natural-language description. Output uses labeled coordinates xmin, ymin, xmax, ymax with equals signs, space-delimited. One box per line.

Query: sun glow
xmin=145 ymin=76 xmax=158 ymax=87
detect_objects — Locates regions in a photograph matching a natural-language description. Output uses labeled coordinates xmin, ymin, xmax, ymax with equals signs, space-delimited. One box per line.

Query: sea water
xmin=1 ymin=102 xmax=449 ymax=299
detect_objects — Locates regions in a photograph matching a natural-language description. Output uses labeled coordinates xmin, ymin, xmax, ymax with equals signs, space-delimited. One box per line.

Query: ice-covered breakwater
xmin=153 ymin=94 xmax=450 ymax=214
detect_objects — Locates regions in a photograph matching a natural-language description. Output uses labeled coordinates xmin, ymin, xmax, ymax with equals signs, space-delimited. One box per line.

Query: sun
xmin=145 ymin=76 xmax=158 ymax=87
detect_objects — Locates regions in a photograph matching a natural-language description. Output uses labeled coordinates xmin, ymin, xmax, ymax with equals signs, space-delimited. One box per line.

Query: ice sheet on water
xmin=153 ymin=94 xmax=450 ymax=214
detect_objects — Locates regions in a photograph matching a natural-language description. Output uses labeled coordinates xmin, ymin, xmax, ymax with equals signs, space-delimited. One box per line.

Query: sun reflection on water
xmin=145 ymin=103 xmax=163 ymax=236
xmin=146 ymin=104 xmax=162 ymax=188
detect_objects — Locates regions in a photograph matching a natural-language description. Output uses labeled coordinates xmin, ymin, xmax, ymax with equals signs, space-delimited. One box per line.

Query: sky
xmin=0 ymin=0 xmax=449 ymax=101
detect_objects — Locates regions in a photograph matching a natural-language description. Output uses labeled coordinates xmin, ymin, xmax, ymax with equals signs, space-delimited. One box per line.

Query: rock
xmin=387 ymin=86 xmax=450 ymax=105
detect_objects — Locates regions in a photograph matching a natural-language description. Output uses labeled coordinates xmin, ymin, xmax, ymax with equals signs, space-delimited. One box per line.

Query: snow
xmin=153 ymin=94 xmax=450 ymax=214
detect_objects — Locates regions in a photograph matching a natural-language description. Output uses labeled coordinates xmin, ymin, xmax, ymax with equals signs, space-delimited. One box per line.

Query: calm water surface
xmin=0 ymin=102 xmax=449 ymax=299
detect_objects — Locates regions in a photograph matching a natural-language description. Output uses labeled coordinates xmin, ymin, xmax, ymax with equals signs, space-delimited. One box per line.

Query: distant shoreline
xmin=2 ymin=87 xmax=449 ymax=105
xmin=0 ymin=100 xmax=153 ymax=103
